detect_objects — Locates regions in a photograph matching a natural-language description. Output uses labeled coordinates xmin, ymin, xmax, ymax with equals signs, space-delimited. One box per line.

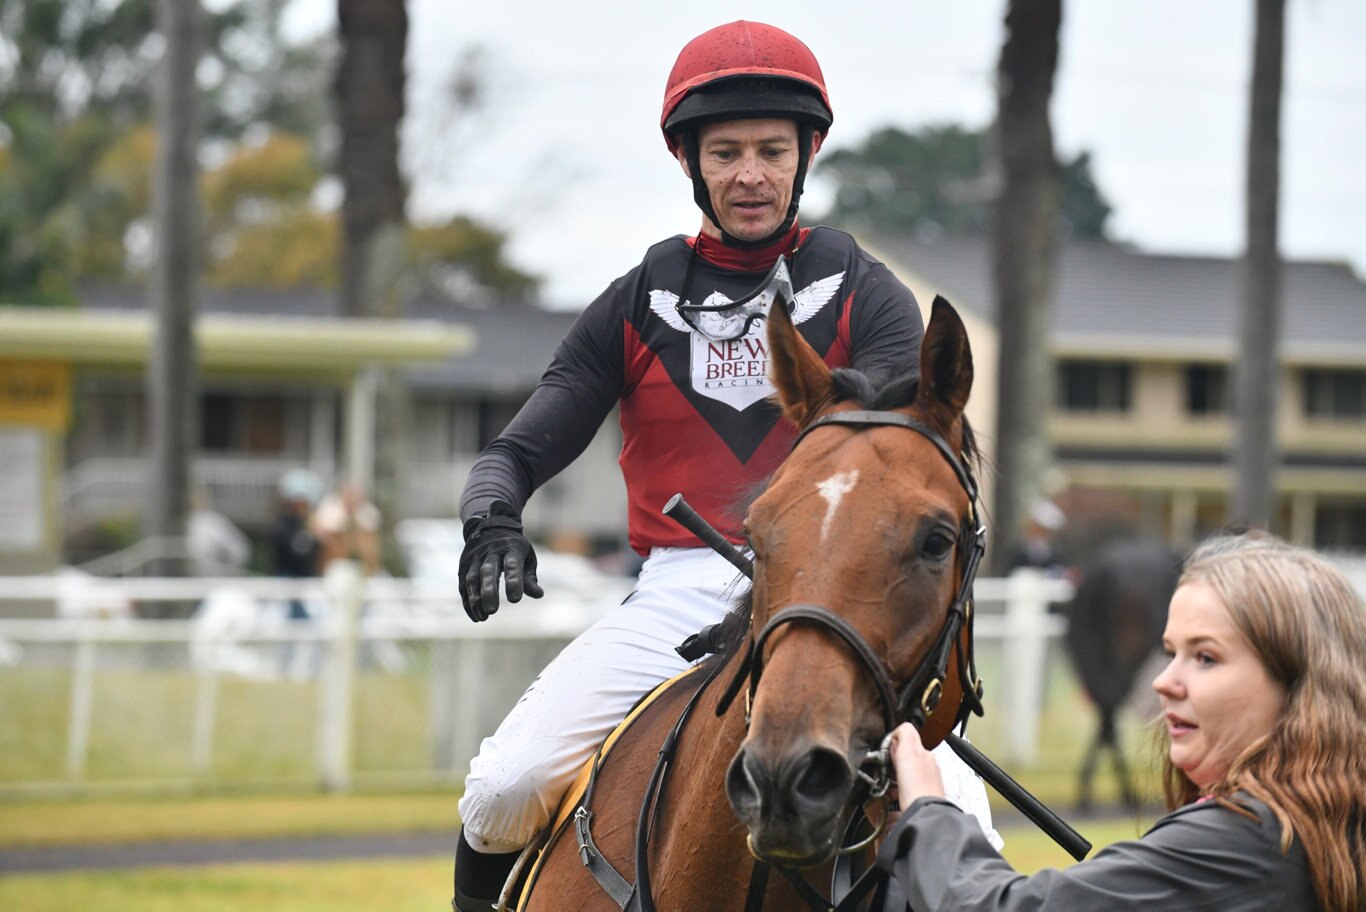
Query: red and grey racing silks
xmin=459 ymin=226 xmax=925 ymax=554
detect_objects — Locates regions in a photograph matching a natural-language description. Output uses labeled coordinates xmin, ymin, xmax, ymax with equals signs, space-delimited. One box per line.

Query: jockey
xmin=453 ymin=21 xmax=999 ymax=911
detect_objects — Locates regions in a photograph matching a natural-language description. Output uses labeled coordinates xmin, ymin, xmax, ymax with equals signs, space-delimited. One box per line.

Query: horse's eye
xmin=922 ymin=531 xmax=955 ymax=560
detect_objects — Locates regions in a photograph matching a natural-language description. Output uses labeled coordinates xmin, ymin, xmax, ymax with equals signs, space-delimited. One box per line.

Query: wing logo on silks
xmin=648 ymin=268 xmax=844 ymax=411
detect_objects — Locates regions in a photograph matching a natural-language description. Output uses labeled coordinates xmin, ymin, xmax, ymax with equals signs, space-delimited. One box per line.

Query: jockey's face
xmin=679 ymin=118 xmax=819 ymax=243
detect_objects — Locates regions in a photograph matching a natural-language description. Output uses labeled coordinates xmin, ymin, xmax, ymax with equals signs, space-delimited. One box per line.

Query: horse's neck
xmin=647 ymin=678 xmax=755 ymax=900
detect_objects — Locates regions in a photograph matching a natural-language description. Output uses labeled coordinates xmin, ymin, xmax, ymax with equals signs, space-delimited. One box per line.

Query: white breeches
xmin=457 ymin=547 xmax=1000 ymax=853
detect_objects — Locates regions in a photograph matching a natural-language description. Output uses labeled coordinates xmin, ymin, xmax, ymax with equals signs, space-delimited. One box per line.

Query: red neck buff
xmin=689 ymin=225 xmax=807 ymax=273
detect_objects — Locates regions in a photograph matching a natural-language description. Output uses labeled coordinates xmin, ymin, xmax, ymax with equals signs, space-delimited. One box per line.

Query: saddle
xmin=505 ymin=665 xmax=705 ymax=912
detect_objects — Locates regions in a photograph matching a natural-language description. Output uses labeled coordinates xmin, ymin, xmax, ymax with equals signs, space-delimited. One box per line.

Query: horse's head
xmin=725 ymin=294 xmax=981 ymax=865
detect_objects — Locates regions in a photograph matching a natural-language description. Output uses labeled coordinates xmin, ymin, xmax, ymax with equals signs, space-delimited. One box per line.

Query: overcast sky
xmin=292 ymin=1 xmax=1366 ymax=308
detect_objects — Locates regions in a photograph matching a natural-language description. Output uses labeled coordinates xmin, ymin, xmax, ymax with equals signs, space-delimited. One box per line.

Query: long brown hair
xmin=1160 ymin=532 xmax=1366 ymax=911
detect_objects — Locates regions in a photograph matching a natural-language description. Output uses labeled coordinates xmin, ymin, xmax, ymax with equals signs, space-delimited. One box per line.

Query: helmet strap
xmin=682 ymin=125 xmax=815 ymax=250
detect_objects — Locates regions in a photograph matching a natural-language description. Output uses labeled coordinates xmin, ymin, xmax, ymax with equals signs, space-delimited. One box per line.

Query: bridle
xmin=566 ymin=407 xmax=990 ymax=912
xmin=717 ymin=408 xmax=987 ymax=749
xmin=688 ymin=407 xmax=990 ymax=911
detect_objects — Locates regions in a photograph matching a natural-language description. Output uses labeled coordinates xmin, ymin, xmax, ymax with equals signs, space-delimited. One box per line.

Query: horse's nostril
xmin=726 ymin=749 xmax=762 ymax=816
xmin=792 ymin=747 xmax=851 ymax=806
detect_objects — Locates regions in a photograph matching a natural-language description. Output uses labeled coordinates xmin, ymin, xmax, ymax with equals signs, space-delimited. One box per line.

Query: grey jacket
xmin=881 ymin=794 xmax=1320 ymax=911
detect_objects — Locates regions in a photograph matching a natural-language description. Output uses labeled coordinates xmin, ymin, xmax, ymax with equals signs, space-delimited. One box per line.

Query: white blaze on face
xmin=816 ymin=470 xmax=860 ymax=541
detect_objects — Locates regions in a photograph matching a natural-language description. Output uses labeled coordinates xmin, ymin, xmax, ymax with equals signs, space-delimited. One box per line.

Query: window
xmin=243 ymin=397 xmax=284 ymax=452
xmin=200 ymin=393 xmax=288 ymax=453
xmin=1315 ymin=501 xmax=1366 ymax=550
xmin=477 ymin=399 xmax=524 ymax=449
xmin=1058 ymin=361 xmax=1132 ymax=412
xmin=450 ymin=401 xmax=481 ymax=455
xmin=1185 ymin=364 xmax=1228 ymax=415
xmin=1303 ymin=369 xmax=1366 ymax=420
xmin=202 ymin=394 xmax=236 ymax=451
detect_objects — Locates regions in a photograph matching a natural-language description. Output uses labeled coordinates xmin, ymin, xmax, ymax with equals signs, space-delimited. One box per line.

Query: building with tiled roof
xmin=875 ymin=236 xmax=1366 ymax=549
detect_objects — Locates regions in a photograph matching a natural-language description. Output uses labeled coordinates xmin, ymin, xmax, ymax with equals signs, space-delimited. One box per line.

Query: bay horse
xmin=1063 ymin=536 xmax=1179 ymax=811
xmin=520 ymin=295 xmax=985 ymax=911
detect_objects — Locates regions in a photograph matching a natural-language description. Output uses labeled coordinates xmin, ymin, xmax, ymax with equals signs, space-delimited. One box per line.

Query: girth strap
xmin=573 ymin=807 xmax=634 ymax=908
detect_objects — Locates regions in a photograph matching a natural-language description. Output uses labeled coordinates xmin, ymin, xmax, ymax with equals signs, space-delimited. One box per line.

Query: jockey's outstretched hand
xmin=458 ymin=501 xmax=543 ymax=622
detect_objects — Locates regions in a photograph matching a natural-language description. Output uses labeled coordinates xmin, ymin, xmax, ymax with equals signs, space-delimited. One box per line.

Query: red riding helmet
xmin=660 ymin=20 xmax=833 ymax=155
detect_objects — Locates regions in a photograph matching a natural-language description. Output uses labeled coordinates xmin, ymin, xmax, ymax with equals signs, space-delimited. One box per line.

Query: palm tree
xmin=990 ymin=0 xmax=1062 ymax=572
xmin=336 ymin=0 xmax=408 ymax=319
xmin=1231 ymin=0 xmax=1286 ymax=529
xmin=144 ymin=0 xmax=203 ymax=566
xmin=335 ymin=0 xmax=409 ymax=563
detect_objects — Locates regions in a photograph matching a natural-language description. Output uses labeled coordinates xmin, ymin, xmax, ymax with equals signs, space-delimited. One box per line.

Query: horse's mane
xmin=699 ymin=365 xmax=979 ymax=671
xmin=829 ymin=367 xmax=980 ymax=467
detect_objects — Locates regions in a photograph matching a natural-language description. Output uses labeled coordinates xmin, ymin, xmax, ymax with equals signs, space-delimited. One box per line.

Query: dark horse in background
xmin=519 ymin=295 xmax=989 ymax=910
xmin=1063 ymin=536 xmax=1180 ymax=812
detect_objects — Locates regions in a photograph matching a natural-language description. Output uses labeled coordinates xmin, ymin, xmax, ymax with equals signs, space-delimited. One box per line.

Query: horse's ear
xmin=766 ymin=291 xmax=834 ymax=428
xmin=916 ymin=296 xmax=973 ymax=423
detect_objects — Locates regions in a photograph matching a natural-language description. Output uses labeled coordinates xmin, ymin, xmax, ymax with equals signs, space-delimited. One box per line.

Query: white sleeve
xmin=930 ymin=737 xmax=1004 ymax=850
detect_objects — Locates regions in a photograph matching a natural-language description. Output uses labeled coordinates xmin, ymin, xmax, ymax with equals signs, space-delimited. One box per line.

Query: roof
xmin=73 ymin=286 xmax=579 ymax=393
xmin=871 ymin=236 xmax=1366 ymax=364
xmin=403 ymin=300 xmax=581 ymax=394
xmin=0 ymin=305 xmax=472 ymax=378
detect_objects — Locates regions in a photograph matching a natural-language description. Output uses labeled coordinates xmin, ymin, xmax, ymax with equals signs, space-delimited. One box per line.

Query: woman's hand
xmin=888 ymin=722 xmax=945 ymax=806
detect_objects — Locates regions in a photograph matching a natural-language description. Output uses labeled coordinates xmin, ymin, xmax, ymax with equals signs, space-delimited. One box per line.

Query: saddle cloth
xmin=513 ymin=664 xmax=704 ymax=911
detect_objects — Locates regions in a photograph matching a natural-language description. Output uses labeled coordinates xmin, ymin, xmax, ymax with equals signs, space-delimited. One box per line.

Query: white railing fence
xmin=0 ymin=568 xmax=1071 ymax=796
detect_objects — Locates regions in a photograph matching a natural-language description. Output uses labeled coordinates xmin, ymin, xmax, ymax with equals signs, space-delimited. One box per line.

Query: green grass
xmin=0 ymin=817 xmax=1157 ymax=912
xmin=0 ymin=857 xmax=454 ymax=912
xmin=0 ymin=666 xmax=74 ymax=781
xmin=0 ymin=792 xmax=459 ymax=848
xmin=1 ymin=640 xmax=1163 ymax=796
xmin=0 ymin=661 xmax=442 ymax=786
xmin=1 ymin=640 xmax=1167 ymax=840
xmin=1000 ymin=814 xmax=1155 ymax=873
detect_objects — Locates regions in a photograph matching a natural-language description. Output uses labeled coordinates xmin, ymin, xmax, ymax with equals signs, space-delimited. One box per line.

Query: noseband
xmin=717 ymin=409 xmax=986 ymax=744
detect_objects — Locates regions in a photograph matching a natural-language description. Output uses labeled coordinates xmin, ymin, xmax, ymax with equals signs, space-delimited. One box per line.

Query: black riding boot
xmin=453 ymin=828 xmax=520 ymax=912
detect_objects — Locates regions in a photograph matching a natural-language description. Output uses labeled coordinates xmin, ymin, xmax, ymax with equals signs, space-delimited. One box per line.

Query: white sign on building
xmin=0 ymin=426 xmax=44 ymax=552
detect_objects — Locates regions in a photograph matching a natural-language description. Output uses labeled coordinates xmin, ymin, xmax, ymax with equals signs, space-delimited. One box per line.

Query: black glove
xmin=458 ymin=501 xmax=543 ymax=622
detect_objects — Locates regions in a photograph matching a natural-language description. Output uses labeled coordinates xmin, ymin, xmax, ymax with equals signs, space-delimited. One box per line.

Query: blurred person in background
xmin=451 ymin=20 xmax=996 ymax=912
xmin=272 ymin=469 xmax=324 ymax=599
xmin=1006 ymin=498 xmax=1067 ymax=575
xmin=311 ymin=479 xmax=381 ymax=576
xmin=273 ymin=469 xmax=324 ymax=675
xmin=882 ymin=530 xmax=1366 ymax=911
xmin=187 ymin=487 xmax=251 ymax=576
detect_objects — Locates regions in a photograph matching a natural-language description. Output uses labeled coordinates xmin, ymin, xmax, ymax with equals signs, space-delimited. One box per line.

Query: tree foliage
xmin=815 ymin=123 xmax=1112 ymax=241
xmin=0 ymin=0 xmax=327 ymax=303
xmin=0 ymin=0 xmax=536 ymax=306
xmin=202 ymin=131 xmax=338 ymax=288
xmin=198 ymin=130 xmax=537 ymax=299
xmin=409 ymin=217 xmax=539 ymax=305
xmin=0 ymin=107 xmax=127 ymax=302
